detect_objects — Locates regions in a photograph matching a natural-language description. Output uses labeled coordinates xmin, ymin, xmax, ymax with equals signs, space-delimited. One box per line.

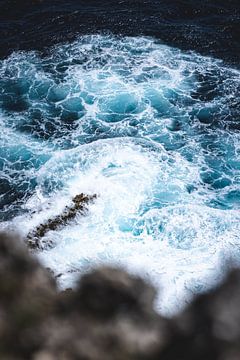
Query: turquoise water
xmin=0 ymin=36 xmax=239 ymax=314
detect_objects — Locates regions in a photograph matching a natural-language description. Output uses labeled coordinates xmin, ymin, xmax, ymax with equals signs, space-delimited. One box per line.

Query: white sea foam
xmin=0 ymin=35 xmax=239 ymax=315
xmin=8 ymin=137 xmax=240 ymax=315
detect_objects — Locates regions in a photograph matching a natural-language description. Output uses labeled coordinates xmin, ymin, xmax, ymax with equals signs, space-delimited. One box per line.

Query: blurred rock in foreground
xmin=0 ymin=231 xmax=240 ymax=359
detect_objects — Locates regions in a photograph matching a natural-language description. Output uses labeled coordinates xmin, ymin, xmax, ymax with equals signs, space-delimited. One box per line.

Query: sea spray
xmin=0 ymin=35 xmax=239 ymax=315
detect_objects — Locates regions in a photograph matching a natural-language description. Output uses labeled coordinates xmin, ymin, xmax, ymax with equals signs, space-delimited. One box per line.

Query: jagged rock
xmin=27 ymin=193 xmax=97 ymax=249
xmin=73 ymin=267 xmax=157 ymax=318
xmin=1 ymin=231 xmax=240 ymax=359
xmin=166 ymin=270 xmax=240 ymax=360
xmin=0 ymin=232 xmax=170 ymax=359
xmin=39 ymin=268 xmax=169 ymax=360
xmin=0 ymin=231 xmax=56 ymax=359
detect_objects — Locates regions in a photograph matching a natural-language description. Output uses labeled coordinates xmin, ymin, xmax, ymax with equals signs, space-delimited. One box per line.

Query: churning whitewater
xmin=0 ymin=35 xmax=239 ymax=315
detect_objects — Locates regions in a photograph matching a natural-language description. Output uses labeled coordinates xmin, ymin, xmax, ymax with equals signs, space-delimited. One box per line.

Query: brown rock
xmin=27 ymin=193 xmax=97 ymax=249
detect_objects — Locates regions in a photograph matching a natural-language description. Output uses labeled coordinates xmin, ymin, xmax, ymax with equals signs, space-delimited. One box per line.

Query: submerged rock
xmin=1 ymin=231 xmax=240 ymax=359
xmin=27 ymin=193 xmax=97 ymax=249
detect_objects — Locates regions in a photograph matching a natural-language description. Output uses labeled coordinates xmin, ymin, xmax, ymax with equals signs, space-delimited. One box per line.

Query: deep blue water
xmin=0 ymin=1 xmax=239 ymax=314
xmin=0 ymin=0 xmax=239 ymax=65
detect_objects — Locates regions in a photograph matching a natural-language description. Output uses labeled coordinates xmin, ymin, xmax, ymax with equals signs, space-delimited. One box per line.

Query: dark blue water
xmin=0 ymin=0 xmax=239 ymax=65
xmin=0 ymin=1 xmax=239 ymax=314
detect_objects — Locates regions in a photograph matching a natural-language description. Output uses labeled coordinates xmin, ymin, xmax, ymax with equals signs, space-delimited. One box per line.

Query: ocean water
xmin=0 ymin=4 xmax=240 ymax=315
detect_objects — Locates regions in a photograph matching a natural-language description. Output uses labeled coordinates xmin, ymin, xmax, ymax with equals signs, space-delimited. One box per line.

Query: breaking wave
xmin=0 ymin=35 xmax=239 ymax=314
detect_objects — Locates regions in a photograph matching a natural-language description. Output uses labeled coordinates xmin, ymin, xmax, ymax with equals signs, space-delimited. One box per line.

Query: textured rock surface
xmin=27 ymin=193 xmax=97 ymax=249
xmin=0 ymin=232 xmax=56 ymax=358
xmin=0 ymin=231 xmax=240 ymax=359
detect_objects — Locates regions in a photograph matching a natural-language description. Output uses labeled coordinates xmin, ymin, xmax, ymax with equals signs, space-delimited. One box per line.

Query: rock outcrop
xmin=0 ymin=231 xmax=240 ymax=359
xmin=0 ymin=232 xmax=56 ymax=358
xmin=27 ymin=193 xmax=97 ymax=249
